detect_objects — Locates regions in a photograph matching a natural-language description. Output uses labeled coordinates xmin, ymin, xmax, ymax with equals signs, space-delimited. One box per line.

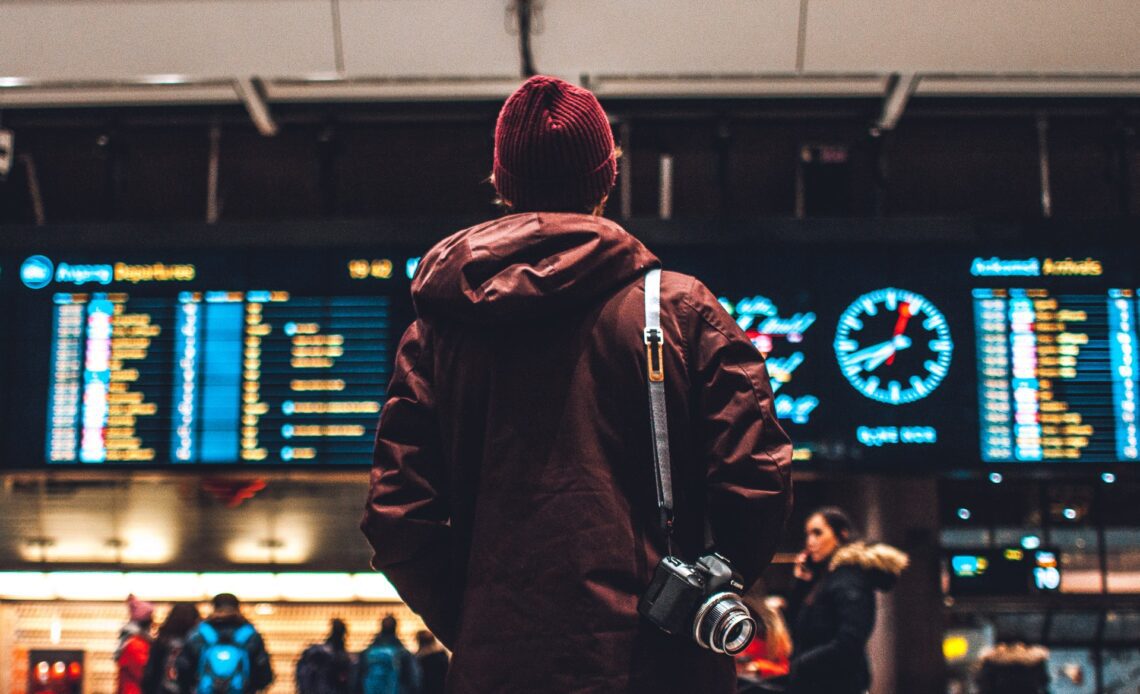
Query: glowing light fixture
xmin=201 ymin=573 xmax=279 ymax=601
xmin=942 ymin=635 xmax=969 ymax=661
xmin=0 ymin=571 xmax=403 ymax=602
xmin=352 ymin=573 xmax=401 ymax=601
xmin=48 ymin=572 xmax=127 ymax=600
xmin=276 ymin=573 xmax=356 ymax=601
xmin=0 ymin=572 xmax=55 ymax=599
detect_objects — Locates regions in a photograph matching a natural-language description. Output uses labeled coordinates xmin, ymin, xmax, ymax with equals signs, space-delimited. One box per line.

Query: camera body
xmin=638 ymin=553 xmax=756 ymax=655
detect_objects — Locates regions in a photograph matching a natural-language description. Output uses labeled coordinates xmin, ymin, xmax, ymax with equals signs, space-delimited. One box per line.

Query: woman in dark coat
xmin=786 ymin=507 xmax=908 ymax=694
xmin=141 ymin=602 xmax=200 ymax=694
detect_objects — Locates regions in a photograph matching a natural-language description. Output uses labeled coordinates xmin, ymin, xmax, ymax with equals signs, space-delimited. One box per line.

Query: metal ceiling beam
xmin=233 ymin=77 xmax=278 ymax=137
xmin=876 ymin=73 xmax=919 ymax=131
xmin=0 ymin=73 xmax=1137 ymax=109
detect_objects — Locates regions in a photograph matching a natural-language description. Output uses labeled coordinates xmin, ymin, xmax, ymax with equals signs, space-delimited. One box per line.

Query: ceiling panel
xmin=339 ymin=0 xmax=518 ymax=78
xmin=537 ymin=0 xmax=802 ymax=78
xmin=804 ymin=0 xmax=1140 ymax=73
xmin=0 ymin=0 xmax=337 ymax=80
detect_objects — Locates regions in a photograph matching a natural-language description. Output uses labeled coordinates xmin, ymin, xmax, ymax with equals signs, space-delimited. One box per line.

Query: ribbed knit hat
xmin=127 ymin=593 xmax=154 ymax=622
xmin=493 ymin=75 xmax=617 ymax=212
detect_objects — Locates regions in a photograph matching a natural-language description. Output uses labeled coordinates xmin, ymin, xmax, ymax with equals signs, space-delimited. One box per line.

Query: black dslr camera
xmin=638 ymin=552 xmax=756 ymax=655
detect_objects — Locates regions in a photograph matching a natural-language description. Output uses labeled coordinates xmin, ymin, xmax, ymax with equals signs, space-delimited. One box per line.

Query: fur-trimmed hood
xmin=828 ymin=542 xmax=909 ymax=591
xmin=978 ymin=643 xmax=1050 ymax=667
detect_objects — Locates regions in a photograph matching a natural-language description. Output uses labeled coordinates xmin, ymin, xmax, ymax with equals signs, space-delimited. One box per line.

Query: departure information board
xmin=2 ymin=237 xmax=1137 ymax=469
xmin=4 ymin=249 xmax=413 ymax=468
xmin=44 ymin=291 xmax=390 ymax=465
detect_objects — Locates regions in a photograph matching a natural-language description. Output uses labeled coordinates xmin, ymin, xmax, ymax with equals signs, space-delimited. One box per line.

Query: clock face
xmin=834 ymin=288 xmax=953 ymax=404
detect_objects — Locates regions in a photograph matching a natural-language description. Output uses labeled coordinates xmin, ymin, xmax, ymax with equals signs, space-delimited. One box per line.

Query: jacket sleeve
xmin=685 ymin=280 xmax=793 ymax=586
xmin=790 ymin=570 xmax=875 ymax=684
xmin=249 ymin=631 xmax=274 ymax=691
xmin=120 ymin=636 xmax=150 ymax=689
xmin=784 ymin=576 xmax=814 ymax=626
xmin=401 ymin=649 xmax=423 ymax=694
xmin=360 ymin=319 xmax=459 ymax=646
xmin=140 ymin=640 xmax=165 ymax=694
xmin=176 ymin=633 xmax=201 ymax=694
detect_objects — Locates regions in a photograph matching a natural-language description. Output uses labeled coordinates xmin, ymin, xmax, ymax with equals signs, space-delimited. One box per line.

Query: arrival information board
xmin=974 ymin=288 xmax=1138 ymax=462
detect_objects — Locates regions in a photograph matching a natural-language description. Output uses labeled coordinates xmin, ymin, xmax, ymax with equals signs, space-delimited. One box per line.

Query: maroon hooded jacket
xmin=362 ymin=212 xmax=792 ymax=693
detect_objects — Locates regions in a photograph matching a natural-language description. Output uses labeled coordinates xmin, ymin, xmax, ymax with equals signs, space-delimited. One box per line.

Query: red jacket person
xmin=362 ymin=75 xmax=792 ymax=693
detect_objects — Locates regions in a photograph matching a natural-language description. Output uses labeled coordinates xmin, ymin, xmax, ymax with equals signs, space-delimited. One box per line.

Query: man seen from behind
xmin=361 ymin=75 xmax=792 ymax=693
xmin=177 ymin=592 xmax=273 ymax=694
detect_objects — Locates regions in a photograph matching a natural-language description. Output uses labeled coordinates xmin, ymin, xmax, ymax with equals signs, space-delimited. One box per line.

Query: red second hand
xmin=885 ymin=302 xmax=911 ymax=366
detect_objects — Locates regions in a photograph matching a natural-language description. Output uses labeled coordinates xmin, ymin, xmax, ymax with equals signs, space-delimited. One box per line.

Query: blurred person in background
xmin=736 ymin=594 xmax=791 ymax=692
xmin=176 ymin=593 xmax=274 ymax=693
xmin=361 ymin=73 xmax=791 ymax=694
xmin=296 ymin=618 xmax=354 ymax=694
xmin=116 ymin=594 xmax=155 ymax=694
xmin=355 ymin=615 xmax=421 ymax=694
xmin=785 ymin=507 xmax=908 ymax=694
xmin=974 ymin=643 xmax=1050 ymax=694
xmin=142 ymin=602 xmax=201 ymax=694
xmin=413 ymin=630 xmax=448 ymax=694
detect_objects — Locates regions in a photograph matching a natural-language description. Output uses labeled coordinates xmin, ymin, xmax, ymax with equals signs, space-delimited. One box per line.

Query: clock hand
xmin=864 ymin=335 xmax=912 ymax=372
xmin=843 ymin=340 xmax=897 ymax=366
xmin=885 ymin=302 xmax=912 ymax=366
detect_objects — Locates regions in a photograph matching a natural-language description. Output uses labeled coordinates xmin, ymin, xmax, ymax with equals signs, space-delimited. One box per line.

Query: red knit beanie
xmin=493 ymin=75 xmax=617 ymax=212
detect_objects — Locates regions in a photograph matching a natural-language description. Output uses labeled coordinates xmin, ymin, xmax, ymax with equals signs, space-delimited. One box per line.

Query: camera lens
xmin=692 ymin=592 xmax=757 ymax=655
xmin=719 ymin=612 xmax=755 ymax=655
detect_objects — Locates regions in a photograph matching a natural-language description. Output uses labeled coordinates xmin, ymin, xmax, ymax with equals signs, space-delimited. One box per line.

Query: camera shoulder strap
xmin=644 ymin=268 xmax=716 ymax=555
xmin=643 ymin=269 xmax=674 ymax=543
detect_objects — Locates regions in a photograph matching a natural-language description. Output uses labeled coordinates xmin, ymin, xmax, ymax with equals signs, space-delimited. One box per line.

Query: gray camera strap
xmin=643 ymin=269 xmax=674 ymax=545
xmin=644 ymin=268 xmax=715 ymax=556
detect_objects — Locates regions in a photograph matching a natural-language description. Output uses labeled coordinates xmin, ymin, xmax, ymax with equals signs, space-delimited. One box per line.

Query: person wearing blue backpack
xmin=355 ymin=616 xmax=421 ymax=694
xmin=176 ymin=593 xmax=274 ymax=694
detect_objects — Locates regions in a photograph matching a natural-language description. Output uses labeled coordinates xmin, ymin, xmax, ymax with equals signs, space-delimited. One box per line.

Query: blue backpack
xmin=359 ymin=642 xmax=402 ymax=694
xmin=196 ymin=622 xmax=256 ymax=693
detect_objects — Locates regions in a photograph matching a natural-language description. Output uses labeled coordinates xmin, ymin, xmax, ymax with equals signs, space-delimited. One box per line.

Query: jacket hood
xmin=207 ymin=613 xmax=250 ymax=628
xmin=412 ymin=212 xmax=659 ymax=324
xmin=113 ymin=621 xmax=149 ymax=660
xmin=978 ymin=643 xmax=1050 ymax=667
xmin=829 ymin=542 xmax=909 ymax=591
xmin=370 ymin=633 xmax=407 ymax=649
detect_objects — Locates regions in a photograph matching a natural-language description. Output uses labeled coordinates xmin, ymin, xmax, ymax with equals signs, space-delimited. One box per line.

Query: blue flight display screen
xmin=3 ymin=239 xmax=1138 ymax=469
xmin=44 ymin=291 xmax=391 ymax=465
xmin=974 ymin=288 xmax=1139 ymax=463
xmin=7 ymin=251 xmax=412 ymax=467
xmin=659 ymin=245 xmax=1137 ymax=468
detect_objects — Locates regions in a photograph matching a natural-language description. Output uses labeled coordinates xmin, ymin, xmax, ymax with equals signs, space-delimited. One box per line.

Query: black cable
xmin=517 ymin=0 xmax=538 ymax=78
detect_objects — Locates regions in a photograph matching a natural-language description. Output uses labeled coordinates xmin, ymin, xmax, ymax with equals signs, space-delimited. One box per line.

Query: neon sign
xmin=971 ymin=257 xmax=1040 ymax=277
xmin=856 ymin=425 xmax=938 ymax=447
